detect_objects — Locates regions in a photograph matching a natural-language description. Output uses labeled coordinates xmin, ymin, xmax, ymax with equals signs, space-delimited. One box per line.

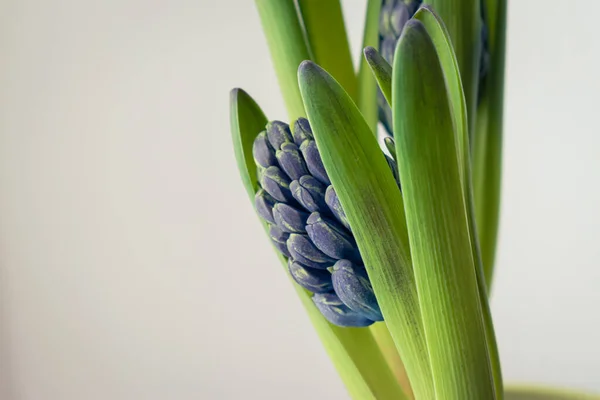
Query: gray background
xmin=1 ymin=1 xmax=599 ymax=399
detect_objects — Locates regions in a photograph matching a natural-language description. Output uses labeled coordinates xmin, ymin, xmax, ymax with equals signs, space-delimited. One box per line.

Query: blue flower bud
xmin=292 ymin=117 xmax=313 ymax=145
xmin=312 ymin=292 xmax=374 ymax=327
xmin=332 ymin=260 xmax=383 ymax=322
xmin=254 ymin=189 xmax=277 ymax=224
xmin=259 ymin=166 xmax=294 ymax=203
xmin=325 ymin=186 xmax=350 ymax=230
xmin=390 ymin=2 xmax=410 ymax=37
xmin=290 ymin=175 xmax=327 ymax=213
xmin=269 ymin=225 xmax=291 ymax=258
xmin=306 ymin=212 xmax=361 ymax=263
xmin=266 ymin=120 xmax=293 ymax=150
xmin=286 ymin=233 xmax=335 ymax=269
xmin=276 ymin=142 xmax=309 ymax=180
xmin=252 ymin=131 xmax=277 ymax=169
xmin=299 ymin=139 xmax=331 ymax=185
xmin=288 ymin=259 xmax=333 ymax=293
xmin=381 ymin=37 xmax=396 ymax=64
xmin=273 ymin=203 xmax=309 ymax=233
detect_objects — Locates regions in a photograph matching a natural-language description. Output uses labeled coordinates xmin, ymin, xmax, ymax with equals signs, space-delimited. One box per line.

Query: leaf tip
xmin=363 ymin=46 xmax=377 ymax=61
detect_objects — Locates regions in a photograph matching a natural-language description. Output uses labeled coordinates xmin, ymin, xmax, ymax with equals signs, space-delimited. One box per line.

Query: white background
xmin=1 ymin=1 xmax=599 ymax=399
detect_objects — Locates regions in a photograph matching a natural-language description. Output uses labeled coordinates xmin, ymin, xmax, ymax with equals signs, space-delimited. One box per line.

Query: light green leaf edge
xmin=356 ymin=0 xmax=382 ymax=134
xmin=230 ymin=88 xmax=405 ymax=400
xmin=425 ymin=0 xmax=481 ymax=139
xmin=413 ymin=7 xmax=503 ymax=398
xmin=392 ymin=20 xmax=495 ymax=399
xmin=297 ymin=0 xmax=357 ymax=101
xmin=255 ymin=0 xmax=311 ymax=119
xmin=298 ymin=61 xmax=435 ymax=400
xmin=473 ymin=0 xmax=507 ymax=289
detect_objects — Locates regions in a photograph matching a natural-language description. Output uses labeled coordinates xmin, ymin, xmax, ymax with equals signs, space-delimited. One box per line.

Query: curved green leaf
xmin=474 ymin=0 xmax=507 ymax=289
xmin=357 ymin=0 xmax=382 ymax=133
xmin=230 ymin=88 xmax=405 ymax=400
xmin=413 ymin=7 xmax=503 ymax=398
xmin=298 ymin=61 xmax=435 ymax=400
xmin=255 ymin=0 xmax=311 ymax=118
xmin=392 ymin=20 xmax=495 ymax=399
xmin=425 ymin=0 xmax=481 ymax=138
xmin=297 ymin=0 xmax=356 ymax=100
xmin=364 ymin=46 xmax=392 ymax=107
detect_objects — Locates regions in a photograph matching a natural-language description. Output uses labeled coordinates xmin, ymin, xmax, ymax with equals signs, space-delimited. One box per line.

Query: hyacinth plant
xmin=230 ymin=1 xmax=596 ymax=399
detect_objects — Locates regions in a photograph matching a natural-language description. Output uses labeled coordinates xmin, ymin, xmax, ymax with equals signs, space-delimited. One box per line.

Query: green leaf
xmin=255 ymin=0 xmax=311 ymax=119
xmin=297 ymin=0 xmax=356 ymax=101
xmin=230 ymin=88 xmax=268 ymax=200
xmin=392 ymin=20 xmax=495 ymax=399
xmin=230 ymin=88 xmax=406 ymax=400
xmin=473 ymin=0 xmax=507 ymax=289
xmin=356 ymin=0 xmax=382 ymax=134
xmin=413 ymin=7 xmax=504 ymax=398
xmin=364 ymin=46 xmax=392 ymax=107
xmin=298 ymin=61 xmax=435 ymax=400
xmin=424 ymin=0 xmax=481 ymax=138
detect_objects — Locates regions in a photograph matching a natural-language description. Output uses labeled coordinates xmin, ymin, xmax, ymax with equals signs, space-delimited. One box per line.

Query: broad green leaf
xmin=230 ymin=88 xmax=406 ymax=400
xmin=298 ymin=61 xmax=435 ymax=400
xmin=474 ymin=0 xmax=507 ymax=289
xmin=297 ymin=0 xmax=356 ymax=101
xmin=255 ymin=0 xmax=311 ymax=119
xmin=364 ymin=46 xmax=392 ymax=107
xmin=356 ymin=0 xmax=382 ymax=134
xmin=413 ymin=7 xmax=503 ymax=398
xmin=505 ymin=386 xmax=600 ymax=400
xmin=392 ymin=20 xmax=495 ymax=399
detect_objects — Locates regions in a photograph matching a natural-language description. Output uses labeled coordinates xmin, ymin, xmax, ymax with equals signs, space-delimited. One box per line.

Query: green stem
xmin=357 ymin=0 xmax=382 ymax=134
xmin=255 ymin=0 xmax=312 ymax=119
xmin=297 ymin=0 xmax=357 ymax=100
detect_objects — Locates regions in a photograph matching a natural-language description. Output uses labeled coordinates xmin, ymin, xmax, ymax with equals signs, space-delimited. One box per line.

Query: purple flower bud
xmin=390 ymin=2 xmax=410 ymax=37
xmin=325 ymin=186 xmax=350 ymax=230
xmin=260 ymin=166 xmax=293 ymax=203
xmin=286 ymin=233 xmax=335 ymax=269
xmin=252 ymin=131 xmax=277 ymax=169
xmin=312 ymin=292 xmax=374 ymax=327
xmin=299 ymin=140 xmax=330 ymax=185
xmin=292 ymin=118 xmax=313 ymax=145
xmin=254 ymin=189 xmax=277 ymax=224
xmin=290 ymin=175 xmax=327 ymax=213
xmin=276 ymin=142 xmax=308 ymax=180
xmin=273 ymin=203 xmax=309 ymax=233
xmin=269 ymin=225 xmax=291 ymax=258
xmin=381 ymin=37 xmax=397 ymax=64
xmin=379 ymin=1 xmax=395 ymax=37
xmin=306 ymin=212 xmax=361 ymax=263
xmin=266 ymin=120 xmax=293 ymax=150
xmin=332 ymin=260 xmax=383 ymax=322
xmin=288 ymin=259 xmax=333 ymax=293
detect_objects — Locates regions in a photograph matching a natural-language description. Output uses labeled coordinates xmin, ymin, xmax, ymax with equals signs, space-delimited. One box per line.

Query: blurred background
xmin=1 ymin=1 xmax=599 ymax=399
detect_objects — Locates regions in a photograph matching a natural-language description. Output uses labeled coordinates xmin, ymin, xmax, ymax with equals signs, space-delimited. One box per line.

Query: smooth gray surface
xmin=0 ymin=1 xmax=599 ymax=399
